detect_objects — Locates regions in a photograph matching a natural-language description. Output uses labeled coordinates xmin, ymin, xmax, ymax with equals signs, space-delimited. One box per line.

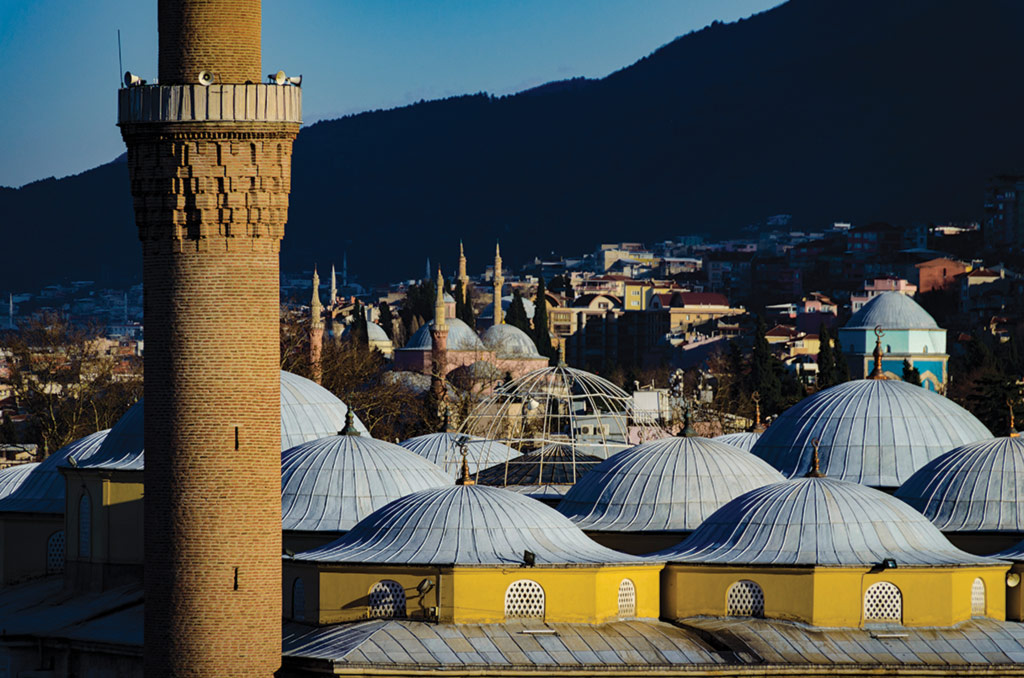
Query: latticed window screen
xmin=726 ymin=580 xmax=764 ymax=617
xmin=617 ymin=578 xmax=636 ymax=618
xmin=864 ymin=581 xmax=902 ymax=622
xmin=292 ymin=578 xmax=306 ymax=621
xmin=78 ymin=494 xmax=91 ymax=558
xmin=971 ymin=578 xmax=986 ymax=616
xmin=505 ymin=579 xmax=545 ymax=620
xmin=368 ymin=580 xmax=406 ymax=619
xmin=46 ymin=531 xmax=65 ymax=574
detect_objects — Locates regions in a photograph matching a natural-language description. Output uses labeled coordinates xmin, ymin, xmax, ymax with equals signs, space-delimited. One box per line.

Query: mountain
xmin=5 ymin=0 xmax=1024 ymax=292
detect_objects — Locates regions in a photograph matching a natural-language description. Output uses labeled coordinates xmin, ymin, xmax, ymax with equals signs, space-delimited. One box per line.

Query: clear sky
xmin=0 ymin=0 xmax=779 ymax=188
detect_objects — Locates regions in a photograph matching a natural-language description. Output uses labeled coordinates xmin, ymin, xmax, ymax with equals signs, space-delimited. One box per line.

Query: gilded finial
xmin=1009 ymin=398 xmax=1019 ymax=438
xmin=340 ymin=409 xmax=359 ymax=436
xmin=751 ymin=391 xmax=764 ymax=433
xmin=557 ymin=337 xmax=567 ymax=367
xmin=681 ymin=403 xmax=697 ymax=437
xmin=869 ymin=326 xmax=887 ymax=379
xmin=454 ymin=439 xmax=475 ymax=485
xmin=806 ymin=438 xmax=824 ymax=477
xmin=441 ymin=404 xmax=454 ymax=433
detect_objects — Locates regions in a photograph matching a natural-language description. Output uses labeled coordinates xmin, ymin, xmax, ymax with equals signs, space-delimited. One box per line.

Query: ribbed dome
xmin=481 ymin=295 xmax=536 ymax=321
xmin=657 ymin=477 xmax=997 ymax=566
xmin=341 ymin=321 xmax=390 ymax=343
xmin=713 ymin=431 xmax=762 ymax=452
xmin=481 ymin=323 xmax=544 ymax=359
xmin=402 ymin=318 xmax=486 ymax=351
xmin=557 ymin=436 xmax=784 ymax=533
xmin=0 ymin=463 xmax=38 ymax=501
xmin=0 ymin=429 xmax=108 ymax=513
xmin=297 ymin=484 xmax=645 ymax=565
xmin=752 ymin=379 xmax=991 ymax=488
xmin=78 ymin=371 xmax=367 ymax=470
xmin=845 ymin=291 xmax=938 ymax=329
xmin=398 ymin=433 xmax=519 ymax=479
xmin=281 ymin=434 xmax=450 ymax=533
xmin=895 ymin=436 xmax=1024 ymax=532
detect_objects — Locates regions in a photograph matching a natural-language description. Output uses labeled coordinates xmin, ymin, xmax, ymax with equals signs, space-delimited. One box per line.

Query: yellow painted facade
xmin=286 ymin=563 xmax=661 ymax=625
xmin=664 ymin=564 xmax=1008 ymax=627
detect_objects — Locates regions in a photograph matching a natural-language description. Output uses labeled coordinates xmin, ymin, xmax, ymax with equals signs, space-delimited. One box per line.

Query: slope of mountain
xmin=4 ymin=0 xmax=1024 ymax=291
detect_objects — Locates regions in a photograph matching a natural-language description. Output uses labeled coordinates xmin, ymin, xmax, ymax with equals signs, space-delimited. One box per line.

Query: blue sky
xmin=0 ymin=0 xmax=779 ymax=187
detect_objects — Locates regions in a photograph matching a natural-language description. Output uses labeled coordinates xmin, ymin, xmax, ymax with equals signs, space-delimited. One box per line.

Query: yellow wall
xmin=665 ymin=564 xmax=1007 ymax=627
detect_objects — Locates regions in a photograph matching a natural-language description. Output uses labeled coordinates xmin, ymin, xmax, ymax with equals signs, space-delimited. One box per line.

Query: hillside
xmin=4 ymin=0 xmax=1024 ymax=291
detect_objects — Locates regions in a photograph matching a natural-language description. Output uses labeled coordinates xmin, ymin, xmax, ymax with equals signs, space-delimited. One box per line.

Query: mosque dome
xmin=340 ymin=321 xmax=390 ymax=344
xmin=481 ymin=295 xmax=536 ymax=321
xmin=713 ymin=431 xmax=762 ymax=452
xmin=281 ymin=433 xmax=450 ymax=533
xmin=556 ymin=436 xmax=784 ymax=533
xmin=443 ymin=291 xmax=456 ymax=304
xmin=751 ymin=379 xmax=991 ymax=488
xmin=0 ymin=429 xmax=108 ymax=513
xmin=402 ymin=318 xmax=486 ymax=352
xmin=0 ymin=463 xmax=38 ymax=502
xmin=895 ymin=436 xmax=1024 ymax=532
xmin=398 ymin=432 xmax=519 ymax=479
xmin=297 ymin=484 xmax=644 ymax=566
xmin=481 ymin=323 xmax=544 ymax=359
xmin=658 ymin=476 xmax=996 ymax=566
xmin=845 ymin=291 xmax=939 ymax=330
xmin=76 ymin=371 xmax=367 ymax=470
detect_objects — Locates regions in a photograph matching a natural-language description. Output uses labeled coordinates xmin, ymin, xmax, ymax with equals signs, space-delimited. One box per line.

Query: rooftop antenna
xmin=117 ymin=29 xmax=123 ymax=89
xmin=806 ymin=438 xmax=825 ymax=477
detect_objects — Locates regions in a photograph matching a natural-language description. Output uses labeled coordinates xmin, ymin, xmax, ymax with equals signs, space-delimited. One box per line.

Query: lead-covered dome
xmin=480 ymin=323 xmax=544 ymax=359
xmin=0 ymin=463 xmax=38 ymax=502
xmin=0 ymin=429 xmax=109 ymax=513
xmin=402 ymin=318 xmax=486 ymax=351
xmin=297 ymin=484 xmax=644 ymax=566
xmin=281 ymin=434 xmax=450 ymax=533
xmin=751 ymin=379 xmax=991 ymax=488
xmin=895 ymin=436 xmax=1024 ymax=532
xmin=398 ymin=432 xmax=519 ymax=479
xmin=340 ymin=321 xmax=390 ymax=344
xmin=713 ymin=431 xmax=762 ymax=452
xmin=657 ymin=476 xmax=997 ymax=566
xmin=845 ymin=291 xmax=938 ymax=329
xmin=78 ymin=371 xmax=367 ymax=470
xmin=557 ymin=436 xmax=784 ymax=533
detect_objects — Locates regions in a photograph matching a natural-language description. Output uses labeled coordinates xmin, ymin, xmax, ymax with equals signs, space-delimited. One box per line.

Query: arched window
xmin=78 ymin=494 xmax=92 ymax=559
xmin=864 ymin=581 xmax=902 ymax=622
xmin=726 ymin=580 xmax=764 ymax=617
xmin=368 ymin=580 xmax=406 ymax=619
xmin=504 ymin=580 xmax=545 ymax=621
xmin=46 ymin=530 xmax=65 ymax=574
xmin=292 ymin=578 xmax=306 ymax=621
xmin=971 ymin=578 xmax=986 ymax=617
xmin=617 ymin=579 xmax=636 ymax=618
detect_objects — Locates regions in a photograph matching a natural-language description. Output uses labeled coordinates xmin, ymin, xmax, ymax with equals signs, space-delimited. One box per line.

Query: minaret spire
xmin=493 ymin=242 xmax=504 ymax=326
xmin=342 ymin=251 xmax=349 ymax=288
xmin=435 ymin=267 xmax=448 ymax=330
xmin=457 ymin=240 xmax=469 ymax=296
xmin=310 ymin=267 xmax=325 ymax=384
xmin=330 ymin=264 xmax=337 ymax=308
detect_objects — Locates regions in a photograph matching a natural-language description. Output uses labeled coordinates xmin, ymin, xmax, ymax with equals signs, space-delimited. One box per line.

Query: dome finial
xmin=806 ymin=438 xmax=825 ymax=477
xmin=454 ymin=436 xmax=475 ymax=485
xmin=340 ymin=408 xmax=360 ymax=436
xmin=681 ymin=402 xmax=697 ymax=437
xmin=1009 ymin=397 xmax=1019 ymax=438
xmin=557 ymin=337 xmax=567 ymax=367
xmin=441 ymin=404 xmax=455 ymax=433
xmin=751 ymin=391 xmax=764 ymax=433
xmin=869 ymin=326 xmax=887 ymax=379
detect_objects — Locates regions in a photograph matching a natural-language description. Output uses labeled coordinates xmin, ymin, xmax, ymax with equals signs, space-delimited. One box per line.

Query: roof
xmin=556 ymin=436 xmax=784 ymax=533
xmin=844 ymin=291 xmax=939 ymax=330
xmin=0 ymin=429 xmax=108 ymax=513
xmin=657 ymin=476 xmax=999 ymax=566
xmin=475 ymin=443 xmax=603 ymax=487
xmin=712 ymin=431 xmax=762 ymax=452
xmin=281 ymin=434 xmax=450 ymax=533
xmin=76 ymin=371 xmax=368 ymax=471
xmin=342 ymin=321 xmax=390 ymax=343
xmin=401 ymin=318 xmax=486 ymax=351
xmin=398 ymin=433 xmax=519 ymax=479
xmin=296 ymin=484 xmax=646 ymax=566
xmin=480 ymin=323 xmax=544 ymax=359
xmin=480 ymin=295 xmax=537 ymax=320
xmin=572 ymin=293 xmax=621 ymax=308
xmin=895 ymin=436 xmax=1024 ymax=532
xmin=751 ymin=379 xmax=991 ymax=488
xmin=0 ymin=463 xmax=38 ymax=502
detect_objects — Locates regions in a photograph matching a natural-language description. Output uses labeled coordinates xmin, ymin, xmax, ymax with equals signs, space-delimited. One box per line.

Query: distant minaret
xmin=425 ymin=257 xmax=432 ymax=282
xmin=430 ymin=269 xmax=450 ymax=408
xmin=493 ymin=242 xmax=505 ymax=325
xmin=457 ymin=240 xmax=469 ymax=297
xmin=330 ymin=264 xmax=337 ymax=309
xmin=123 ymin=292 xmax=129 ymax=324
xmin=310 ymin=267 xmax=324 ymax=384
xmin=7 ymin=294 xmax=12 ymax=329
xmin=342 ymin=251 xmax=349 ymax=288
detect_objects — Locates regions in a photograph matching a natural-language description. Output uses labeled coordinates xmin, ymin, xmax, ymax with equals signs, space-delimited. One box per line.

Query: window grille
xmin=617 ymin=579 xmax=636 ymax=618
xmin=78 ymin=494 xmax=91 ymax=559
xmin=726 ymin=580 xmax=764 ymax=617
xmin=368 ymin=580 xmax=406 ymax=619
xmin=505 ymin=580 xmax=545 ymax=621
xmin=46 ymin=530 xmax=65 ymax=574
xmin=292 ymin=578 xmax=306 ymax=621
xmin=864 ymin=581 xmax=902 ymax=622
xmin=971 ymin=578 xmax=985 ymax=616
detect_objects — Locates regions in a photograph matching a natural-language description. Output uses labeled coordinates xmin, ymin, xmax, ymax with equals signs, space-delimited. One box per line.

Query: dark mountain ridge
xmin=4 ymin=0 xmax=1024 ymax=291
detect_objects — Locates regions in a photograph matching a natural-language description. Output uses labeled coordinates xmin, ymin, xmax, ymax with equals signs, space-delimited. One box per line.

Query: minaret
xmin=493 ymin=242 xmax=504 ymax=326
xmin=118 ymin=1 xmax=299 ymax=674
xmin=310 ymin=267 xmax=324 ymax=384
xmin=342 ymin=250 xmax=349 ymax=288
xmin=430 ymin=269 xmax=450 ymax=402
xmin=8 ymin=293 xmax=13 ymax=329
xmin=330 ymin=264 xmax=337 ymax=308
xmin=457 ymin=240 xmax=469 ymax=297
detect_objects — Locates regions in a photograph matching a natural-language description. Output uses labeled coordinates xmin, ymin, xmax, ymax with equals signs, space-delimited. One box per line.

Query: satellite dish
xmin=197 ymin=71 xmax=214 ymax=86
xmin=124 ymin=71 xmax=145 ymax=87
xmin=1008 ymin=572 xmax=1021 ymax=588
xmin=268 ymin=70 xmax=286 ymax=85
xmin=286 ymin=74 xmax=302 ymax=87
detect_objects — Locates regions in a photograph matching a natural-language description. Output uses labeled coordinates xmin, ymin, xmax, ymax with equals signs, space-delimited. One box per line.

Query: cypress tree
xmin=506 ymin=290 xmax=531 ymax=333
xmin=833 ymin=332 xmax=850 ymax=383
xmin=817 ymin=325 xmax=835 ymax=389
xmin=454 ymin=280 xmax=468 ymax=324
xmin=377 ymin=302 xmax=395 ymax=340
xmin=902 ymin=359 xmax=922 ymax=386
xmin=532 ymin=277 xmax=556 ymax=362
xmin=749 ymin=316 xmax=782 ymax=414
xmin=349 ymin=300 xmax=368 ymax=347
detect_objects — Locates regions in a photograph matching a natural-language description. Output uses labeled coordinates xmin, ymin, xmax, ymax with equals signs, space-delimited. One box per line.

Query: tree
xmin=832 ymin=333 xmax=850 ymax=383
xmin=817 ymin=325 xmax=836 ymax=389
xmin=532 ymin=277 xmax=557 ymax=363
xmin=349 ymin=300 xmax=368 ymax=347
xmin=748 ymin=317 xmax=783 ymax=415
xmin=377 ymin=302 xmax=395 ymax=340
xmin=902 ymin=359 xmax=922 ymax=386
xmin=0 ymin=412 xmax=16 ymax=445
xmin=505 ymin=289 xmax=531 ymax=333
xmin=454 ymin=280 xmax=476 ymax=328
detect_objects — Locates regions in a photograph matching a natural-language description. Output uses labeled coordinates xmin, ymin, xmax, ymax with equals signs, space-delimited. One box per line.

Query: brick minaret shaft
xmin=310 ymin=267 xmax=324 ymax=383
xmin=493 ymin=242 xmax=505 ymax=325
xmin=118 ymin=1 xmax=300 ymax=675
